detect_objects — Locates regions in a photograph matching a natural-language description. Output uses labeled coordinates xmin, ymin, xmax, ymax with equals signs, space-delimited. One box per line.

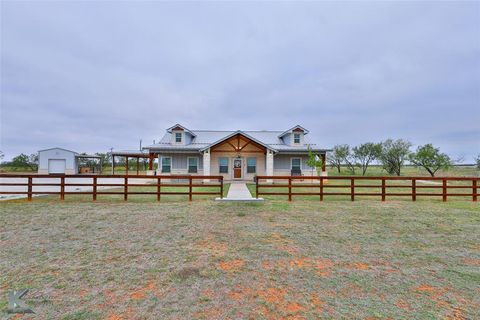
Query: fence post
xmin=381 ymin=177 xmax=386 ymax=201
xmin=157 ymin=177 xmax=161 ymax=202
xmin=473 ymin=180 xmax=477 ymax=202
xmin=255 ymin=177 xmax=259 ymax=199
xmin=442 ymin=178 xmax=447 ymax=202
xmin=60 ymin=176 xmax=65 ymax=200
xmin=350 ymin=178 xmax=355 ymax=201
xmin=320 ymin=177 xmax=324 ymax=202
xmin=93 ymin=177 xmax=97 ymax=201
xmin=27 ymin=177 xmax=33 ymax=201
xmin=124 ymin=177 xmax=128 ymax=201
xmin=412 ymin=178 xmax=416 ymax=201
xmin=220 ymin=177 xmax=224 ymax=199
xmin=288 ymin=177 xmax=292 ymax=202
xmin=189 ymin=176 xmax=193 ymax=202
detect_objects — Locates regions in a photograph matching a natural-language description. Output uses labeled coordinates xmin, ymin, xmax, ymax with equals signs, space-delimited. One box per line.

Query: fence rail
xmin=0 ymin=174 xmax=223 ymax=201
xmin=255 ymin=176 xmax=479 ymax=202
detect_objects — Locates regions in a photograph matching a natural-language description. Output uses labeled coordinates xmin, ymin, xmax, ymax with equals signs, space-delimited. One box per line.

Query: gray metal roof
xmin=278 ymin=125 xmax=309 ymax=138
xmin=144 ymin=129 xmax=329 ymax=153
xmin=38 ymin=147 xmax=78 ymax=154
xmin=111 ymin=150 xmax=149 ymax=156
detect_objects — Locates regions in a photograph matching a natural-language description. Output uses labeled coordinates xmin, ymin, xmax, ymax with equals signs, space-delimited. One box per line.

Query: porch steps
xmin=215 ymin=182 xmax=264 ymax=202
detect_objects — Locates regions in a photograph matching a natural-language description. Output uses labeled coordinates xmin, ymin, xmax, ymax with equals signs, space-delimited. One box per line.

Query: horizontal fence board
xmin=0 ymin=174 xmax=223 ymax=202
xmin=255 ymin=176 xmax=479 ymax=202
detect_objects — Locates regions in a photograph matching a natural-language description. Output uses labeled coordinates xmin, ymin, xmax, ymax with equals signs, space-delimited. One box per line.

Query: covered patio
xmin=110 ymin=150 xmax=157 ymax=175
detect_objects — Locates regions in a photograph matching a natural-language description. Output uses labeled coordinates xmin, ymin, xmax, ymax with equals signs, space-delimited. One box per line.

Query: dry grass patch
xmin=0 ymin=199 xmax=479 ymax=319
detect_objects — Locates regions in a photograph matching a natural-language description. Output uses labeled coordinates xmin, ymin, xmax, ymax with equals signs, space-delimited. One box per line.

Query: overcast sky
xmin=1 ymin=1 xmax=479 ymax=161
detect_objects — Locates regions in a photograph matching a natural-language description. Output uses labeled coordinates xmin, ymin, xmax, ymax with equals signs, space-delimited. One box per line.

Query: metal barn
xmin=38 ymin=148 xmax=102 ymax=175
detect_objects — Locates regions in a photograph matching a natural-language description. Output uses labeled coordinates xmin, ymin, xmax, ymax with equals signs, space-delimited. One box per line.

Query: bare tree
xmin=328 ymin=145 xmax=349 ymax=173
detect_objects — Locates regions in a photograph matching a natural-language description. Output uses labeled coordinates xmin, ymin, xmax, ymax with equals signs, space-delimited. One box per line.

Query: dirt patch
xmin=346 ymin=262 xmax=369 ymax=270
xmin=413 ymin=284 xmax=470 ymax=319
xmin=177 ymin=267 xmax=201 ymax=279
xmin=463 ymin=258 xmax=480 ymax=266
xmin=130 ymin=280 xmax=157 ymax=300
xmin=108 ymin=314 xmax=123 ymax=320
xmin=195 ymin=235 xmax=228 ymax=257
xmin=285 ymin=302 xmax=305 ymax=313
xmin=269 ymin=232 xmax=299 ymax=255
xmin=395 ymin=298 xmax=411 ymax=311
xmin=258 ymin=287 xmax=287 ymax=304
xmin=310 ymin=293 xmax=324 ymax=313
xmin=289 ymin=257 xmax=334 ymax=276
xmin=314 ymin=258 xmax=335 ymax=276
xmin=218 ymin=259 xmax=245 ymax=272
xmin=227 ymin=285 xmax=255 ymax=302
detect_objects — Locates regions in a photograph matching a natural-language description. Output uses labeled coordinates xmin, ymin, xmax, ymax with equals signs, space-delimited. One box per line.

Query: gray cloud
xmin=1 ymin=1 xmax=479 ymax=161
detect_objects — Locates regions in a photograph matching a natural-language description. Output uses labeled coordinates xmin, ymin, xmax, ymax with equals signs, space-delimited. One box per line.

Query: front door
xmin=233 ymin=159 xmax=242 ymax=179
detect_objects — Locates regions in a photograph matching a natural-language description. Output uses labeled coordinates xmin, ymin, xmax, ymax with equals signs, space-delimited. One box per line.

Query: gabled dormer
xmin=278 ymin=125 xmax=309 ymax=146
xmin=167 ymin=124 xmax=196 ymax=145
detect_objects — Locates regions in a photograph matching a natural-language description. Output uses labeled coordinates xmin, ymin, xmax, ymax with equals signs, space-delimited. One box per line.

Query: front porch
xmin=112 ymin=133 xmax=327 ymax=181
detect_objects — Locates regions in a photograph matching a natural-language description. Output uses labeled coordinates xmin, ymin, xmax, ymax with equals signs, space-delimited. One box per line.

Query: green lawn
xmin=1 ymin=198 xmax=479 ymax=319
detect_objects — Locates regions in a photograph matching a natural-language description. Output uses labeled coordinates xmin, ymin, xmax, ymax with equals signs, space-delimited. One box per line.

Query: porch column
xmin=321 ymin=153 xmax=328 ymax=177
xmin=266 ymin=150 xmax=274 ymax=183
xmin=203 ymin=148 xmax=210 ymax=182
xmin=157 ymin=154 xmax=161 ymax=175
xmin=146 ymin=153 xmax=155 ymax=176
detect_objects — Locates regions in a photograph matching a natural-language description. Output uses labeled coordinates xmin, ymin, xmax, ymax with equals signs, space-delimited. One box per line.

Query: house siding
xmin=158 ymin=153 xmax=203 ymax=174
xmin=272 ymin=154 xmax=319 ymax=176
xmin=211 ymin=152 xmax=266 ymax=180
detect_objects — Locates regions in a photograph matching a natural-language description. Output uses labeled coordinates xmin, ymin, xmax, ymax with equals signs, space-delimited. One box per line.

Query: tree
xmin=378 ymin=139 xmax=412 ymax=176
xmin=95 ymin=152 xmax=111 ymax=166
xmin=10 ymin=153 xmax=38 ymax=171
xmin=306 ymin=149 xmax=324 ymax=175
xmin=475 ymin=154 xmax=480 ymax=170
xmin=344 ymin=152 xmax=358 ymax=175
xmin=328 ymin=145 xmax=349 ymax=173
xmin=409 ymin=144 xmax=453 ymax=177
xmin=352 ymin=142 xmax=382 ymax=175
xmin=0 ymin=151 xmax=4 ymax=160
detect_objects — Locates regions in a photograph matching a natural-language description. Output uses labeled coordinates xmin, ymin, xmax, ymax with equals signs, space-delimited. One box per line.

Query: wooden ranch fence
xmin=0 ymin=174 xmax=223 ymax=202
xmin=255 ymin=176 xmax=479 ymax=202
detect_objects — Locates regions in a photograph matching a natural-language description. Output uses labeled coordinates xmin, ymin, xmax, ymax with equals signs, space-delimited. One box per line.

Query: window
xmin=161 ymin=157 xmax=171 ymax=173
xmin=188 ymin=157 xmax=198 ymax=173
xmin=219 ymin=157 xmax=228 ymax=173
xmin=247 ymin=157 xmax=256 ymax=173
xmin=291 ymin=158 xmax=301 ymax=171
xmin=293 ymin=133 xmax=301 ymax=144
xmin=175 ymin=132 xmax=182 ymax=143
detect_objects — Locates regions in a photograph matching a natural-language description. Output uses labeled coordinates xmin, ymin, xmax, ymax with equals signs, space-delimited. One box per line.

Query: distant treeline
xmin=327 ymin=140 xmax=480 ymax=177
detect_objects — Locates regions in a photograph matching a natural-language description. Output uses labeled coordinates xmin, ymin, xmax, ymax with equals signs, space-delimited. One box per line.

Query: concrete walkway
xmin=216 ymin=181 xmax=264 ymax=202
